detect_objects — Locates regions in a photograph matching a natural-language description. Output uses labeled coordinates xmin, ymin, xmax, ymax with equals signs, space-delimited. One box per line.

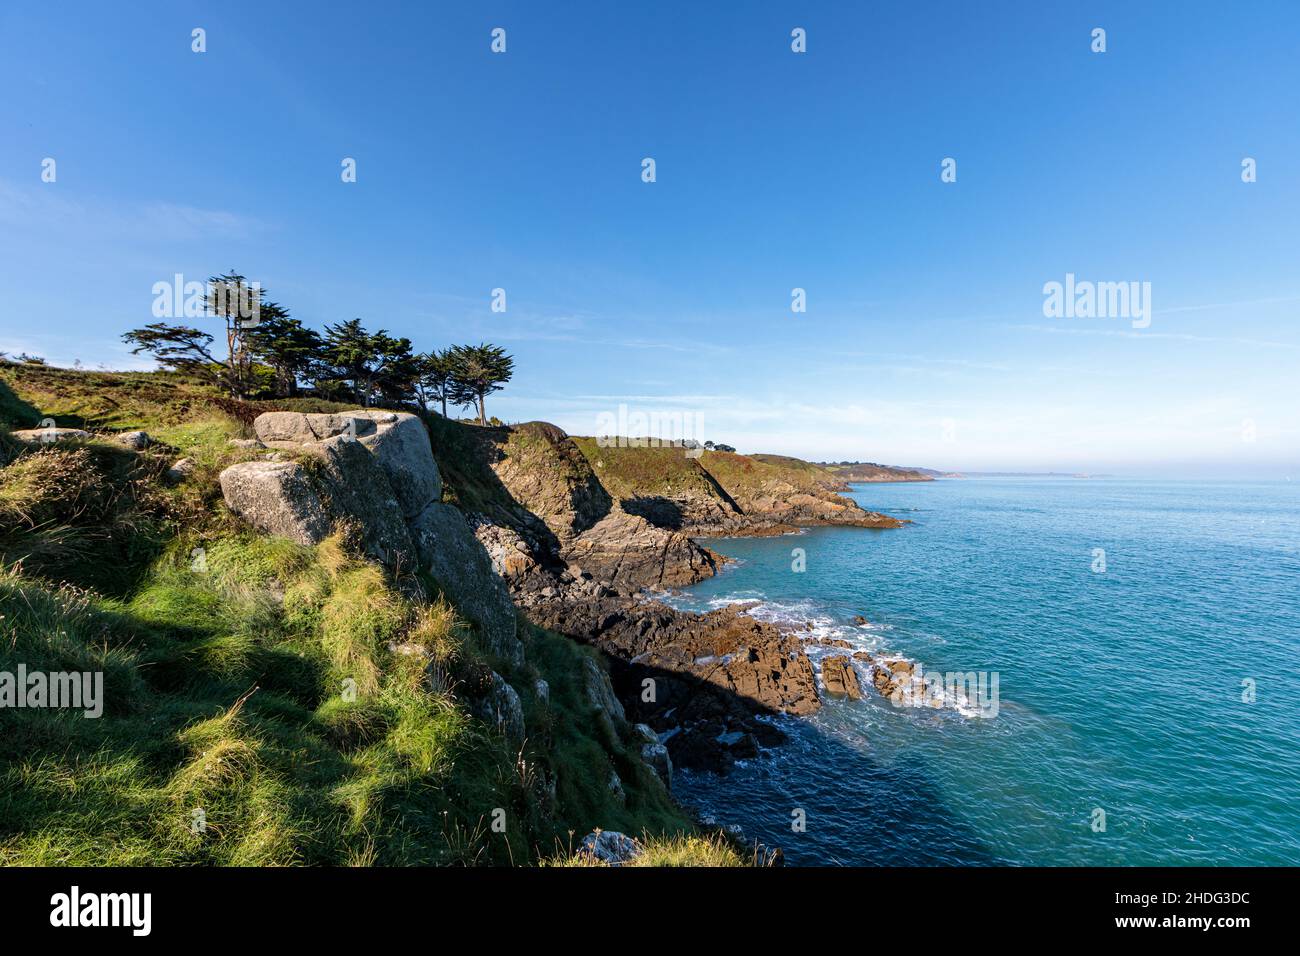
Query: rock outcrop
xmin=870 ymin=658 xmax=921 ymax=702
xmin=529 ymin=595 xmax=820 ymax=772
xmin=255 ymin=410 xmax=442 ymax=518
xmin=470 ymin=518 xmax=553 ymax=591
xmin=219 ymin=459 xmax=331 ymax=546
xmin=220 ymin=410 xmax=521 ymax=665
xmin=412 ymin=502 xmax=521 ymax=665
xmin=578 ymin=830 xmax=642 ymax=865
xmin=821 ymin=655 xmax=863 ymax=699
xmin=464 ymin=421 xmax=721 ymax=592
xmin=486 ymin=421 xmax=610 ymax=542
xmin=9 ymin=426 xmax=90 ymax=443
xmin=309 ymin=436 xmax=415 ymax=565
xmin=572 ymin=440 xmax=904 ymax=536
xmin=640 ymin=739 xmax=673 ymax=790
xmin=563 ymin=508 xmax=721 ymax=590
xmin=580 ymin=654 xmax=627 ymax=742
xmin=469 ymin=671 xmax=525 ymax=746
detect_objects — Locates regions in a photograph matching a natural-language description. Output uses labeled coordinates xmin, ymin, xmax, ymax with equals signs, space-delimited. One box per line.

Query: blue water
xmin=669 ymin=479 xmax=1300 ymax=865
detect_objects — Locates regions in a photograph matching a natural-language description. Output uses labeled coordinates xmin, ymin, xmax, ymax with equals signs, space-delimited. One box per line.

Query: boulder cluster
xmin=219 ymin=410 xmax=520 ymax=668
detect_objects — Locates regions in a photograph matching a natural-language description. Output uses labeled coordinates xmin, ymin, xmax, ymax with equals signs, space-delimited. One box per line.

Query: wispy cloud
xmin=0 ymin=180 xmax=267 ymax=242
xmin=1012 ymin=323 xmax=1299 ymax=350
xmin=1155 ymin=295 xmax=1300 ymax=316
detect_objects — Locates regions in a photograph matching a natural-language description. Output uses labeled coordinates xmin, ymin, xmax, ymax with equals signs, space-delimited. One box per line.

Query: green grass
xmin=0 ymin=361 xmax=355 ymax=434
xmin=546 ymin=831 xmax=758 ymax=867
xmin=570 ymin=436 xmax=730 ymax=503
xmin=697 ymin=448 xmax=844 ymax=501
xmin=0 ymin=439 xmax=171 ymax=595
xmin=0 ymin=362 xmax=706 ymax=866
xmin=1 ymin=532 xmax=692 ymax=865
xmin=421 ymin=412 xmax=514 ymax=514
xmin=568 ymin=435 xmax=849 ymax=515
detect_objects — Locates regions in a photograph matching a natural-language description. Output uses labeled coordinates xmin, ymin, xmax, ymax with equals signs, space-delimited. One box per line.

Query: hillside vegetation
xmin=820 ymin=461 xmax=935 ymax=482
xmin=0 ymin=363 xmax=743 ymax=866
xmin=570 ymin=436 xmax=904 ymax=532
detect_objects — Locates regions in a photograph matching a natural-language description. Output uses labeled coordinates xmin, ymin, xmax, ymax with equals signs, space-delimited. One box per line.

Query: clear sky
xmin=2 ymin=1 xmax=1297 ymax=476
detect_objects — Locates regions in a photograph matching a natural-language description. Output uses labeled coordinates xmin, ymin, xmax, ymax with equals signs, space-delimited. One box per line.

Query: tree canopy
xmin=446 ymin=343 xmax=514 ymax=425
xmin=122 ymin=278 xmax=514 ymax=421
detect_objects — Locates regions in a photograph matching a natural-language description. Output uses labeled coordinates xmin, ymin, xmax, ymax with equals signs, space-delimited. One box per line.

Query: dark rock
xmin=563 ymin=508 xmax=719 ymax=590
xmin=468 ymin=671 xmax=524 ymax=746
xmin=527 ymin=596 xmax=819 ymax=773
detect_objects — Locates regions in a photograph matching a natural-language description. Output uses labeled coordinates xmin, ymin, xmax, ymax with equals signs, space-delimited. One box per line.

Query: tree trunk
xmin=477 ymin=392 xmax=486 ymax=425
xmin=226 ymin=323 xmax=240 ymax=399
xmin=441 ymin=394 xmax=448 ymax=418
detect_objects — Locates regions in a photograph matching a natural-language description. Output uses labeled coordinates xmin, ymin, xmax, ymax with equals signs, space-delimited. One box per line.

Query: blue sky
xmin=2 ymin=1 xmax=1297 ymax=475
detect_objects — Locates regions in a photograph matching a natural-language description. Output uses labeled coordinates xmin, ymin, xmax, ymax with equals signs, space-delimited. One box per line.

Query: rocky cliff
xmin=221 ymin=409 xmax=523 ymax=666
xmin=215 ymin=410 xmax=908 ymax=776
xmin=571 ymin=438 xmax=904 ymax=535
xmin=420 ymin=418 xmax=909 ymax=772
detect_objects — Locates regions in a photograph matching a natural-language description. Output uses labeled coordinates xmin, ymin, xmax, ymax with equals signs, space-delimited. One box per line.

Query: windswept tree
xmin=245 ymin=304 xmax=323 ymax=398
xmin=321 ymin=319 xmax=416 ymax=407
xmin=206 ymin=272 xmax=266 ymax=398
xmin=122 ymin=279 xmax=524 ymax=415
xmin=123 ymin=270 xmax=266 ymax=397
xmin=413 ymin=349 xmax=456 ymax=417
xmin=374 ymin=346 xmax=422 ymax=408
xmin=122 ymin=323 xmax=223 ymax=383
xmin=447 ymin=343 xmax=513 ymax=425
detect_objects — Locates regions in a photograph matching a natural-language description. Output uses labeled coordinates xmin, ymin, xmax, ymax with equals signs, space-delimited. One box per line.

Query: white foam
xmin=660 ymin=582 xmax=986 ymax=720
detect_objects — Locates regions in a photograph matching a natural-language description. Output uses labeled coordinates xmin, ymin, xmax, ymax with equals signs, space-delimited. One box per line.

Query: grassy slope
xmin=569 ymin=436 xmax=732 ymax=503
xmin=821 ymin=462 xmax=932 ymax=482
xmin=696 ymin=450 xmax=849 ymax=501
xmin=428 ymin=419 xmax=585 ymax=503
xmin=565 ymin=432 xmax=854 ymax=509
xmin=0 ymin=363 xmax=734 ymax=866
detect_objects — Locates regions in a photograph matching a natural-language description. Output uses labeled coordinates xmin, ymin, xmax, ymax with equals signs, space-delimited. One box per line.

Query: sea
xmin=666 ymin=478 xmax=1300 ymax=865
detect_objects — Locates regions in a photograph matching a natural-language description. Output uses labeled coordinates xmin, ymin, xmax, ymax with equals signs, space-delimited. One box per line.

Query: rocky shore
xmin=218 ymin=411 xmax=909 ymax=779
xmin=446 ymin=421 xmax=910 ymax=773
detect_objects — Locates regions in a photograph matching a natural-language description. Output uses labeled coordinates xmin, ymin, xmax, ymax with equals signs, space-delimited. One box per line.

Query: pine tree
xmin=446 ymin=343 xmax=513 ymax=425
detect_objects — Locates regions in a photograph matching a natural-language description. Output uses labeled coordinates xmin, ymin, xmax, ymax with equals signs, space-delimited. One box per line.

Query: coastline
xmin=665 ymin=477 xmax=1300 ymax=865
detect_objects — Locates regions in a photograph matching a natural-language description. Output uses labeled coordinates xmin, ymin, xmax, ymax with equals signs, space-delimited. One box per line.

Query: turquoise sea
xmin=668 ymin=479 xmax=1300 ymax=866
